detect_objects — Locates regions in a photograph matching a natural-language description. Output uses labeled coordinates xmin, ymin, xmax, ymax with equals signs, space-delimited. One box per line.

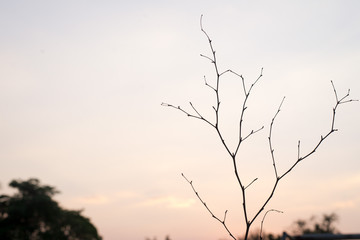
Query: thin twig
xmin=181 ymin=173 xmax=236 ymax=240
xmin=234 ymin=68 xmax=264 ymax=157
xmin=200 ymin=54 xmax=214 ymax=63
xmin=161 ymin=102 xmax=215 ymax=128
xmin=220 ymin=69 xmax=232 ymax=76
xmin=163 ymin=14 xmax=357 ymax=240
xmin=249 ymin=81 xmax=356 ymax=227
xmin=280 ymin=81 xmax=357 ymax=180
xmin=204 ymin=75 xmax=216 ymax=92
xmin=268 ymin=97 xmax=286 ymax=179
xmin=244 ymin=178 xmax=258 ymax=190
xmin=242 ymin=126 xmax=265 ymax=142
xmin=260 ymin=209 xmax=283 ymax=240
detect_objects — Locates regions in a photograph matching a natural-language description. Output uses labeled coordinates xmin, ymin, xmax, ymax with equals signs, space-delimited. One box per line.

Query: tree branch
xmin=161 ymin=102 xmax=215 ymax=128
xmin=268 ymin=97 xmax=286 ymax=179
xmin=234 ymin=68 xmax=264 ymax=157
xmin=181 ymin=173 xmax=236 ymax=240
xmin=249 ymin=81 xmax=356 ymax=227
xmin=260 ymin=209 xmax=283 ymax=240
xmin=163 ymin=14 xmax=357 ymax=240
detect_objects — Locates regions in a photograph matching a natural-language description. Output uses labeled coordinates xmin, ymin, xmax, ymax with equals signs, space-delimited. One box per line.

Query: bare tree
xmin=162 ymin=15 xmax=356 ymax=240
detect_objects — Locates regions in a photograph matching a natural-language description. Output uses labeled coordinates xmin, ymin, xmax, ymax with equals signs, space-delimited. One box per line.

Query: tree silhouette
xmin=162 ymin=15 xmax=357 ymax=240
xmin=0 ymin=178 xmax=102 ymax=240
xmin=291 ymin=213 xmax=339 ymax=235
xmin=238 ymin=213 xmax=340 ymax=240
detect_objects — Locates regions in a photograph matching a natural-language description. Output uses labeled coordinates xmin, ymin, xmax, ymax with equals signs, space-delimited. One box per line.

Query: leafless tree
xmin=162 ymin=15 xmax=356 ymax=240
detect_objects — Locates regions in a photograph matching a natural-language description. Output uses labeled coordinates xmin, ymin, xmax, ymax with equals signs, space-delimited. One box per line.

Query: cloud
xmin=344 ymin=174 xmax=360 ymax=189
xmin=74 ymin=191 xmax=139 ymax=205
xmin=328 ymin=173 xmax=360 ymax=191
xmin=72 ymin=192 xmax=196 ymax=209
xmin=75 ymin=195 xmax=110 ymax=205
xmin=140 ymin=196 xmax=196 ymax=209
xmin=116 ymin=191 xmax=139 ymax=199
xmin=331 ymin=200 xmax=356 ymax=209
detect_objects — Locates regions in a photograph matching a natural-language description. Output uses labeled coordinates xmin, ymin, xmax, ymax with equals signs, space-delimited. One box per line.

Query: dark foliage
xmin=237 ymin=231 xmax=281 ymax=240
xmin=0 ymin=178 xmax=102 ymax=240
xmin=291 ymin=213 xmax=339 ymax=235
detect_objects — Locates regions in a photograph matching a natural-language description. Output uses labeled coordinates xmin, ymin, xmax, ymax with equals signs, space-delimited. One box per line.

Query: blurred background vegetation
xmin=146 ymin=213 xmax=340 ymax=240
xmin=0 ymin=178 xmax=341 ymax=240
xmin=0 ymin=178 xmax=102 ymax=240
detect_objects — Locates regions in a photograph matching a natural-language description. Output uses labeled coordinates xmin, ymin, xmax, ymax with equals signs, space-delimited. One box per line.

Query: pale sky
xmin=1 ymin=1 xmax=360 ymax=240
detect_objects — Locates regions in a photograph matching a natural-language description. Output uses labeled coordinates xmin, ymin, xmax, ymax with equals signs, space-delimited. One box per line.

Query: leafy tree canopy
xmin=0 ymin=178 xmax=102 ymax=240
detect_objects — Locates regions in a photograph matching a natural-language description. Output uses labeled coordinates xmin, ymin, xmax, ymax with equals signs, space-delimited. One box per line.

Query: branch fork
xmin=163 ymin=15 xmax=357 ymax=240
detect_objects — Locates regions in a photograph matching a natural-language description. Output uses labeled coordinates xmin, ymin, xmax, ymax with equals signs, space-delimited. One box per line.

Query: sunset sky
xmin=1 ymin=1 xmax=359 ymax=240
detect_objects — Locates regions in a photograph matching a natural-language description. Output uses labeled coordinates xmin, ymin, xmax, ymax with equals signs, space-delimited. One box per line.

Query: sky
xmin=0 ymin=1 xmax=360 ymax=240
